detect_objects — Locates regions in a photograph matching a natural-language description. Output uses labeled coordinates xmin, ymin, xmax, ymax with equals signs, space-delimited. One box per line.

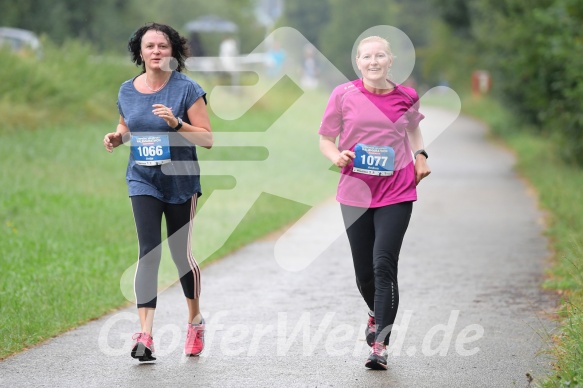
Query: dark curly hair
xmin=128 ymin=22 xmax=190 ymax=73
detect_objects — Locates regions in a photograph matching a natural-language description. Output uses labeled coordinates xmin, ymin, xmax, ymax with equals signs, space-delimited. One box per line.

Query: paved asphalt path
xmin=0 ymin=108 xmax=557 ymax=387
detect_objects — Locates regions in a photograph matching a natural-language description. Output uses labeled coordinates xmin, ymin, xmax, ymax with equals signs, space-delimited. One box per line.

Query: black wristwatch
xmin=173 ymin=117 xmax=183 ymax=131
xmin=414 ymin=149 xmax=428 ymax=159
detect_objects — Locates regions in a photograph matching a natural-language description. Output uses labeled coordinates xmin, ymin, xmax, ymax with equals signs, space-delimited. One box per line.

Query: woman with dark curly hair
xmin=103 ymin=22 xmax=213 ymax=362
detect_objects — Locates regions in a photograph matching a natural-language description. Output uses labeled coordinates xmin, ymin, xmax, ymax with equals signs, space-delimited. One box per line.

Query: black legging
xmin=340 ymin=201 xmax=413 ymax=345
xmin=131 ymin=195 xmax=201 ymax=308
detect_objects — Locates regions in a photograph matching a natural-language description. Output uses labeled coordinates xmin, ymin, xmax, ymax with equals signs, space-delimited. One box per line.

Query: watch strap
xmin=173 ymin=117 xmax=183 ymax=131
xmin=414 ymin=149 xmax=428 ymax=159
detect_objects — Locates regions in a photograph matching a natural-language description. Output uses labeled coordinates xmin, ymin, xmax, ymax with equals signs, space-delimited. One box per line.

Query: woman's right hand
xmin=334 ymin=150 xmax=355 ymax=167
xmin=103 ymin=132 xmax=123 ymax=153
xmin=320 ymin=135 xmax=355 ymax=167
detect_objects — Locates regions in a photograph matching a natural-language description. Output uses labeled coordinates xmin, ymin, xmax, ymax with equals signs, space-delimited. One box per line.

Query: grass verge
xmin=461 ymin=95 xmax=583 ymax=386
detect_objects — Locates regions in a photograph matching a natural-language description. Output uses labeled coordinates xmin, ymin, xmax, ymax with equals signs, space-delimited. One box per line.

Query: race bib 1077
xmin=131 ymin=134 xmax=171 ymax=166
xmin=352 ymin=143 xmax=395 ymax=176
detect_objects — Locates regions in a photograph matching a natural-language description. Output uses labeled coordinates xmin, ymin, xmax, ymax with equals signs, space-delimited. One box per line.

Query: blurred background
xmin=1 ymin=0 xmax=581 ymax=161
xmin=1 ymin=0 xmax=582 ymax=381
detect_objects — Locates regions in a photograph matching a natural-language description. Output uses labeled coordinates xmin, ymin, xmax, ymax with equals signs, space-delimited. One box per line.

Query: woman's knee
xmin=138 ymin=243 xmax=162 ymax=266
xmin=373 ymin=255 xmax=398 ymax=281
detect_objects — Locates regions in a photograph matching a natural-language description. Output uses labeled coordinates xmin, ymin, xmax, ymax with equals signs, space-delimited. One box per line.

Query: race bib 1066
xmin=353 ymin=143 xmax=395 ymax=176
xmin=131 ymin=134 xmax=171 ymax=166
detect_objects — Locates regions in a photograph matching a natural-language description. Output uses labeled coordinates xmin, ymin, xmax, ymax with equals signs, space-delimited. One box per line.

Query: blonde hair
xmin=356 ymin=36 xmax=394 ymax=61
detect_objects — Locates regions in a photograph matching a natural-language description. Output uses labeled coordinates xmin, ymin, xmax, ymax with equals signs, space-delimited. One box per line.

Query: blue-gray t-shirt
xmin=117 ymin=71 xmax=207 ymax=204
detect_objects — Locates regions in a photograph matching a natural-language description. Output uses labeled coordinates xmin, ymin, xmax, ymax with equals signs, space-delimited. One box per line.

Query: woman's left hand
xmin=152 ymin=104 xmax=179 ymax=128
xmin=414 ymin=155 xmax=431 ymax=186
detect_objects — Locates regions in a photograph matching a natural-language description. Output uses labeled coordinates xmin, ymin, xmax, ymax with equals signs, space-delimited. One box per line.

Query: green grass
xmin=0 ymin=123 xmax=136 ymax=357
xmin=0 ymin=41 xmax=339 ymax=358
xmin=461 ymin=95 xmax=583 ymax=386
xmin=0 ymin=40 xmax=137 ymax=132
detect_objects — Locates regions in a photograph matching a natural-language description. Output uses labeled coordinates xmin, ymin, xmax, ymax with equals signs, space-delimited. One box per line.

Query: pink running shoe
xmin=185 ymin=318 xmax=205 ymax=356
xmin=365 ymin=342 xmax=388 ymax=370
xmin=131 ymin=332 xmax=156 ymax=362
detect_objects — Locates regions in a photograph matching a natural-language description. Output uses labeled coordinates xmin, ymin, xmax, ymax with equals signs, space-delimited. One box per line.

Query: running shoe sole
xmin=131 ymin=343 xmax=156 ymax=362
xmin=365 ymin=356 xmax=387 ymax=370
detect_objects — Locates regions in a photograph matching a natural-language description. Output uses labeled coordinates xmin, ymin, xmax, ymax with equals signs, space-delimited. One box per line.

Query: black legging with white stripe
xmin=341 ymin=201 xmax=413 ymax=345
xmin=131 ymin=195 xmax=201 ymax=308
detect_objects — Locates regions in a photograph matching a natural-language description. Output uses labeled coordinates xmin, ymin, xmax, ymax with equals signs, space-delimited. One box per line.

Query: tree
xmin=281 ymin=0 xmax=331 ymax=49
xmin=319 ymin=0 xmax=395 ymax=79
xmin=434 ymin=0 xmax=583 ymax=164
xmin=431 ymin=0 xmax=473 ymax=37
xmin=0 ymin=0 xmax=134 ymax=50
xmin=0 ymin=0 xmax=264 ymax=54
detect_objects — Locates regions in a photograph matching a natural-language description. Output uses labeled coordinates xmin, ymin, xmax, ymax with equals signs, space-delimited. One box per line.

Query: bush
xmin=474 ymin=0 xmax=583 ymax=164
xmin=0 ymin=38 xmax=136 ymax=132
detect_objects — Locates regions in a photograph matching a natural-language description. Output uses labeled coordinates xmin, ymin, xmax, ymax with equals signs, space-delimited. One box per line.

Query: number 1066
xmin=136 ymin=146 xmax=164 ymax=157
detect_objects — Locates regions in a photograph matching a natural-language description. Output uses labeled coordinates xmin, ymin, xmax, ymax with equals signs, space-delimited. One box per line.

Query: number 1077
xmin=360 ymin=155 xmax=388 ymax=167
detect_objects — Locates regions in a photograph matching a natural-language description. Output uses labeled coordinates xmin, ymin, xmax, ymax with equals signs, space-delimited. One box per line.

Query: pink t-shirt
xmin=319 ymin=79 xmax=425 ymax=208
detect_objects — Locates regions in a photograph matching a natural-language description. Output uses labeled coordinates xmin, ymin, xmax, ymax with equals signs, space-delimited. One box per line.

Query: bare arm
xmin=152 ymin=97 xmax=213 ymax=149
xmin=103 ymin=116 xmax=130 ymax=153
xmin=319 ymin=135 xmax=355 ymax=167
xmin=406 ymin=126 xmax=431 ymax=185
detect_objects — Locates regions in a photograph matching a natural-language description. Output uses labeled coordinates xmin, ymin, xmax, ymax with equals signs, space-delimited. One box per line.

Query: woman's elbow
xmin=203 ymin=132 xmax=214 ymax=149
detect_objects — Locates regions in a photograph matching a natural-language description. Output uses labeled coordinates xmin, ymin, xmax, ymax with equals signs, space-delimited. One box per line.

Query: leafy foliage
xmin=437 ymin=0 xmax=583 ymax=165
xmin=280 ymin=0 xmax=331 ymax=48
xmin=0 ymin=0 xmax=263 ymax=54
xmin=431 ymin=0 xmax=473 ymax=37
xmin=319 ymin=0 xmax=396 ymax=79
xmin=0 ymin=0 xmax=137 ymax=50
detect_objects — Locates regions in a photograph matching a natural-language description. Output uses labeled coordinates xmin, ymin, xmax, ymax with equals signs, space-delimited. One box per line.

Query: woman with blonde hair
xmin=319 ymin=36 xmax=430 ymax=370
